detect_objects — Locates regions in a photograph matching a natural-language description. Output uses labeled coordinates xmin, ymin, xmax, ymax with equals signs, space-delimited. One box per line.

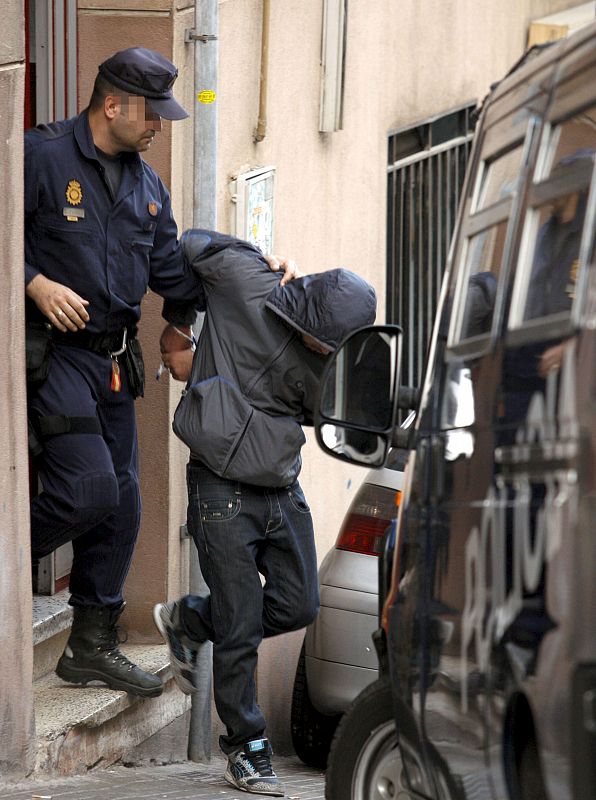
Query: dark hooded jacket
xmin=173 ymin=230 xmax=377 ymax=486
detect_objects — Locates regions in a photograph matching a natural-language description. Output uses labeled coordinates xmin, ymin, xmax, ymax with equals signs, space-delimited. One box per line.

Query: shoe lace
xmin=244 ymin=750 xmax=274 ymax=777
xmin=98 ymin=625 xmax=136 ymax=671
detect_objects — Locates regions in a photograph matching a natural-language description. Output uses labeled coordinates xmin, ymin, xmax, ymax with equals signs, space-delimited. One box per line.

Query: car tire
xmin=325 ymin=678 xmax=407 ymax=800
xmin=290 ymin=643 xmax=341 ymax=768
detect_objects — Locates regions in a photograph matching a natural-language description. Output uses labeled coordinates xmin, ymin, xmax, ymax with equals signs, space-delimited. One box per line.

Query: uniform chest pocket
xmin=40 ymin=220 xmax=94 ymax=239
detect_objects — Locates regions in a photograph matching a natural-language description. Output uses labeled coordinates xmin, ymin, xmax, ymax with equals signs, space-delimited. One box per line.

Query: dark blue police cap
xmin=98 ymin=47 xmax=188 ymax=121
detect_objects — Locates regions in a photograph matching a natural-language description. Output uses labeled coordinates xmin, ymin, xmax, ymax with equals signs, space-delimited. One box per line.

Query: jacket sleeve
xmin=161 ymin=296 xmax=204 ymax=325
xmin=181 ymin=229 xmax=273 ymax=294
xmin=147 ymin=181 xmax=206 ymax=323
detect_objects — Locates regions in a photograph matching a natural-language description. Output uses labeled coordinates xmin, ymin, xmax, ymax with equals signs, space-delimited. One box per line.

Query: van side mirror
xmin=315 ymin=325 xmax=403 ymax=467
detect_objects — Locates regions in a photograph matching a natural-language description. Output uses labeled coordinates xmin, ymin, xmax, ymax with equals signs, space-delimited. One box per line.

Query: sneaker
xmin=153 ymin=601 xmax=201 ymax=694
xmin=225 ymin=738 xmax=284 ymax=796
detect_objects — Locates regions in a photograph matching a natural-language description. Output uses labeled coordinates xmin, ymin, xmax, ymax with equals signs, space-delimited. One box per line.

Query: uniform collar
xmin=74 ymin=110 xmax=144 ymax=176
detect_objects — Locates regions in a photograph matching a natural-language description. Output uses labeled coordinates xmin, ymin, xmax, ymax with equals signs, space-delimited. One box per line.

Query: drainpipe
xmin=254 ymin=0 xmax=270 ymax=142
xmin=184 ymin=0 xmax=219 ymax=762
xmin=188 ymin=1 xmax=219 ymax=229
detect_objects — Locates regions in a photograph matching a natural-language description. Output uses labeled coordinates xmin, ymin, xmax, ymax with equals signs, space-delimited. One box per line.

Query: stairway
xmin=32 ymin=592 xmax=189 ymax=774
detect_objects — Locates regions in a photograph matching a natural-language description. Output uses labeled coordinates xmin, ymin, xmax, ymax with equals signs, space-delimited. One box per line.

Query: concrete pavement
xmin=1 ymin=757 xmax=326 ymax=800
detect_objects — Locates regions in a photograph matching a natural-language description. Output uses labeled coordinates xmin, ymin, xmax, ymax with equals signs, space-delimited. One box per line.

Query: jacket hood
xmin=265 ymin=268 xmax=377 ymax=351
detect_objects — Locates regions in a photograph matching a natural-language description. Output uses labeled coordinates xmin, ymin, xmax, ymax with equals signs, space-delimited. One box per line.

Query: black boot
xmin=56 ymin=603 xmax=164 ymax=698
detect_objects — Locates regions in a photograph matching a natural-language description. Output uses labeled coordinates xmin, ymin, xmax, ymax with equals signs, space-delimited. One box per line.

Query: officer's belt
xmin=52 ymin=326 xmax=136 ymax=355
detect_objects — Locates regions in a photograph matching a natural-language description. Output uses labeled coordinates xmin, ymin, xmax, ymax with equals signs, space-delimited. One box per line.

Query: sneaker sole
xmin=55 ymin=658 xmax=163 ymax=698
xmin=224 ymin=769 xmax=284 ymax=797
xmin=152 ymin=604 xmax=198 ymax=695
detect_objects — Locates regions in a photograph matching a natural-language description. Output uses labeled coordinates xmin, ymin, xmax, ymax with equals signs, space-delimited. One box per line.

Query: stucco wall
xmin=0 ymin=0 xmax=35 ymax=778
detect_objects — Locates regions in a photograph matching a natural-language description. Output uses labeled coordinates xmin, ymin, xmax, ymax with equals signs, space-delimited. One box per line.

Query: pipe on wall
xmin=187 ymin=0 xmax=219 ymax=763
xmin=254 ymin=0 xmax=270 ymax=143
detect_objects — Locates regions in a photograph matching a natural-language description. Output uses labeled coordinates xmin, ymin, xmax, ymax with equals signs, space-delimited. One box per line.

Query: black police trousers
xmin=29 ymin=345 xmax=140 ymax=607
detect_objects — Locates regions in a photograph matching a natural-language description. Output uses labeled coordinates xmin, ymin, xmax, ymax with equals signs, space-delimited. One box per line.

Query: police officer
xmin=24 ymin=47 xmax=208 ymax=696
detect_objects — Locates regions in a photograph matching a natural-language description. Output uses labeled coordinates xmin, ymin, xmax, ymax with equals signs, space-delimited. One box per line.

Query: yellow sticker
xmin=197 ymin=90 xmax=216 ymax=104
xmin=66 ymin=179 xmax=83 ymax=206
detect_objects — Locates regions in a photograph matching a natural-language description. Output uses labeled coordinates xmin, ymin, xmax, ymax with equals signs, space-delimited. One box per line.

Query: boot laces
xmin=98 ymin=625 xmax=136 ymax=670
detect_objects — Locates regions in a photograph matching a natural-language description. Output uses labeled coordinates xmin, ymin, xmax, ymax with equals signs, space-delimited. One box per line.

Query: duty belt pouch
xmin=25 ymin=322 xmax=53 ymax=385
xmin=124 ymin=336 xmax=145 ymax=399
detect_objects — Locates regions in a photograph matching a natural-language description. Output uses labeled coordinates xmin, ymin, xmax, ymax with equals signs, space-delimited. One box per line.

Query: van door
xmin=419 ymin=47 xmax=596 ymax=800
xmin=410 ymin=65 xmax=554 ymax=799
xmin=497 ymin=50 xmax=596 ymax=800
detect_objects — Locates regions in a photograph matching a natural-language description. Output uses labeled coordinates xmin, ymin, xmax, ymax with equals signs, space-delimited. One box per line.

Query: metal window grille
xmin=27 ymin=0 xmax=78 ymax=125
xmin=387 ymin=104 xmax=476 ymax=391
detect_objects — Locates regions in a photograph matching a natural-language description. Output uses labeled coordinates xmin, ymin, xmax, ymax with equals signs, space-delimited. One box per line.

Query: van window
xmin=447 ymin=217 xmax=510 ymax=351
xmin=473 ymin=144 xmax=525 ymax=211
xmin=447 ymin=113 xmax=538 ymax=356
xmin=458 ymin=223 xmax=506 ymax=338
xmin=509 ymin=103 xmax=595 ymax=340
xmin=536 ymin=102 xmax=596 ymax=181
xmin=440 ymin=219 xmax=507 ymax=438
xmin=518 ymin=190 xmax=586 ymax=324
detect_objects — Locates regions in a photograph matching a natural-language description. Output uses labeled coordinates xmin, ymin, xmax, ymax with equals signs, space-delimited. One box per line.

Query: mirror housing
xmin=314 ymin=325 xmax=403 ymax=467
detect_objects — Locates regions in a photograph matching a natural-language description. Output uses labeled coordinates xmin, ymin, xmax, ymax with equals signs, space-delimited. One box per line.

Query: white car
xmin=290 ymin=453 xmax=405 ymax=768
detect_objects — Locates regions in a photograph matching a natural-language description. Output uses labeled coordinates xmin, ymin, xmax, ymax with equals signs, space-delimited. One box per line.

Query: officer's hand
xmin=160 ymin=323 xmax=194 ymax=354
xmin=265 ymin=254 xmax=304 ymax=286
xmin=162 ymin=348 xmax=194 ymax=382
xmin=26 ymin=273 xmax=90 ymax=332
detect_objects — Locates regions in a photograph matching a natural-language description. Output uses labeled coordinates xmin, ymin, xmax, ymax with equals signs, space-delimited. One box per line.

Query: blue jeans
xmin=181 ymin=460 xmax=319 ymax=753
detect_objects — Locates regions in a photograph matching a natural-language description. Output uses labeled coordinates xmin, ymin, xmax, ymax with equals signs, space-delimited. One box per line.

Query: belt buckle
xmin=109 ymin=328 xmax=128 ymax=357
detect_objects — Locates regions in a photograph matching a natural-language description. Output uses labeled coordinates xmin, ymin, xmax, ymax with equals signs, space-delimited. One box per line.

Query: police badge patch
xmin=66 ymin=179 xmax=83 ymax=206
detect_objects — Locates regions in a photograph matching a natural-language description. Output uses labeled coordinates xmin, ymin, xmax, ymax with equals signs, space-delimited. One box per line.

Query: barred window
xmin=387 ymin=103 xmax=476 ymax=390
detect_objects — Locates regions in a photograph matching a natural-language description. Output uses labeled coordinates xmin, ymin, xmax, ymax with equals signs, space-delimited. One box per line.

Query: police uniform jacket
xmin=173 ymin=229 xmax=377 ymax=487
xmin=25 ymin=111 xmax=202 ymax=334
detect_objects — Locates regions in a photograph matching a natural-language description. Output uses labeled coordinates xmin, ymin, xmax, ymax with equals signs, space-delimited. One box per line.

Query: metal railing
xmin=387 ymin=104 xmax=476 ymax=391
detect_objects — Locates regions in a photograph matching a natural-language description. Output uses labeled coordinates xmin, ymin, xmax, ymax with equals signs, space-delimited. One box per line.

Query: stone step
xmin=33 ymin=590 xmax=73 ymax=680
xmin=33 ymin=644 xmax=190 ymax=775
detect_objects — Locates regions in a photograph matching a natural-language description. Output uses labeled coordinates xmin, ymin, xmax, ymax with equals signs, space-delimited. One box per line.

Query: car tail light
xmin=336 ymin=483 xmax=401 ymax=556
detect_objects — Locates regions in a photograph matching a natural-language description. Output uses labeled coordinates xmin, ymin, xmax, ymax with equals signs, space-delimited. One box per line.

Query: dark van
xmin=316 ymin=22 xmax=596 ymax=800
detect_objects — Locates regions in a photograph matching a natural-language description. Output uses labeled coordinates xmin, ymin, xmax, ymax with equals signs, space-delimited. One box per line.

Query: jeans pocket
xmin=200 ymin=497 xmax=241 ymax=522
xmin=287 ymin=484 xmax=311 ymax=514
